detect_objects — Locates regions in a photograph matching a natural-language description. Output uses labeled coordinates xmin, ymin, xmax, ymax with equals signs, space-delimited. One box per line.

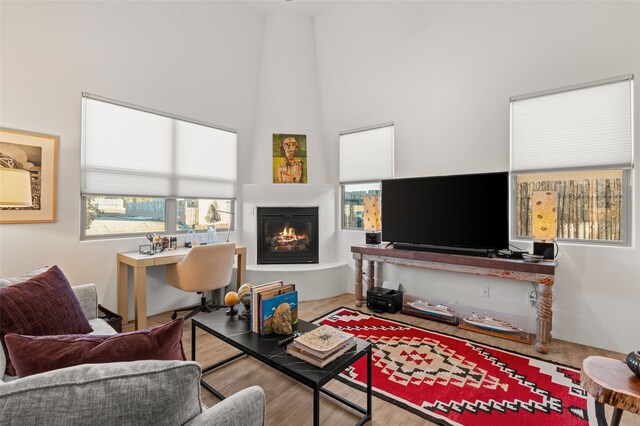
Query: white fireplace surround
xmin=239 ymin=184 xmax=346 ymax=300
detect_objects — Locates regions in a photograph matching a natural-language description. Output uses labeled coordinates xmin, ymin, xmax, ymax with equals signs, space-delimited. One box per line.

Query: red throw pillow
xmin=5 ymin=318 xmax=186 ymax=378
xmin=0 ymin=265 xmax=93 ymax=376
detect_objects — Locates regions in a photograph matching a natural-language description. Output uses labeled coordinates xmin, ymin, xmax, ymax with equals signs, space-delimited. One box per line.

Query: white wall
xmin=2 ymin=1 xmax=639 ymax=353
xmin=248 ymin=12 xmax=328 ymax=185
xmin=314 ymin=2 xmax=640 ymax=353
xmin=0 ymin=1 xmax=265 ymax=317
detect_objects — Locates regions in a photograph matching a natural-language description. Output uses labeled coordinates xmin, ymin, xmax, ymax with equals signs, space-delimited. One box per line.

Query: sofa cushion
xmin=0 ymin=265 xmax=93 ymax=376
xmin=0 ymin=360 xmax=203 ymax=426
xmin=5 ymin=318 xmax=186 ymax=378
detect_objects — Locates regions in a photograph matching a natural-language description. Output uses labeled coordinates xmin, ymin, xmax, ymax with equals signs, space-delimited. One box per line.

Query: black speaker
xmin=533 ymin=241 xmax=554 ymax=260
xmin=366 ymin=232 xmax=381 ymax=245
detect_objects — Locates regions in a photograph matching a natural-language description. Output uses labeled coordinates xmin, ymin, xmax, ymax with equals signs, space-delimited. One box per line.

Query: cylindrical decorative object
xmin=531 ymin=190 xmax=557 ymax=241
xmin=627 ymin=351 xmax=640 ymax=378
xmin=363 ymin=195 xmax=381 ymax=232
xmin=363 ymin=195 xmax=382 ymax=244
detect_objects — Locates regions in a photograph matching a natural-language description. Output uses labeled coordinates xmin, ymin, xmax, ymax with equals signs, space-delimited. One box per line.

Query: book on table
xmin=250 ymin=280 xmax=284 ymax=333
xmin=286 ymin=325 xmax=356 ymax=368
xmin=286 ymin=339 xmax=357 ymax=368
xmin=259 ymin=287 xmax=298 ymax=336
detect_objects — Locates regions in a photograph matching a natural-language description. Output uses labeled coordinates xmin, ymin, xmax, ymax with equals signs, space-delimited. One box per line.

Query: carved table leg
xmin=535 ymin=282 xmax=553 ymax=354
xmin=367 ymin=260 xmax=375 ymax=291
xmin=355 ymin=257 xmax=363 ymax=307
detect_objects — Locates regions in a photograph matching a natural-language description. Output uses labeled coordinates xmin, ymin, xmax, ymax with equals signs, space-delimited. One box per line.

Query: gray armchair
xmin=0 ymin=360 xmax=265 ymax=426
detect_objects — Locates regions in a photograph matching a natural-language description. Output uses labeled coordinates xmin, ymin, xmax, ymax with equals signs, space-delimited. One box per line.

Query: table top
xmin=351 ymin=244 xmax=555 ymax=276
xmin=581 ymin=356 xmax=640 ymax=414
xmin=192 ymin=309 xmax=371 ymax=388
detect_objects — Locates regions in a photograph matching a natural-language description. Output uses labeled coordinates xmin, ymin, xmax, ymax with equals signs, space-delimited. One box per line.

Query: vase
xmin=627 ymin=351 xmax=640 ymax=378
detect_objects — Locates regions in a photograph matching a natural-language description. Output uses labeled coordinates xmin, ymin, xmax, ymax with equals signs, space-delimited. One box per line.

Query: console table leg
xmin=535 ymin=282 xmax=553 ymax=354
xmin=355 ymin=257 xmax=363 ymax=307
xmin=367 ymin=260 xmax=375 ymax=290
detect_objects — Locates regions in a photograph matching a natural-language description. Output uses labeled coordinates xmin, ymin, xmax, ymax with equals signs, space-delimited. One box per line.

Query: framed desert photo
xmin=0 ymin=128 xmax=58 ymax=223
xmin=273 ymin=133 xmax=307 ymax=184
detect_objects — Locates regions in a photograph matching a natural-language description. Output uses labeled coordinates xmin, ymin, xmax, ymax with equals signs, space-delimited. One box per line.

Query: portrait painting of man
xmin=273 ymin=133 xmax=307 ymax=184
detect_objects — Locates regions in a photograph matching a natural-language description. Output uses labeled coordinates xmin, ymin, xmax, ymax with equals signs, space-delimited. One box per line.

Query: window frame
xmin=509 ymin=169 xmax=631 ymax=246
xmin=509 ymin=75 xmax=634 ymax=246
xmin=339 ymin=122 xmax=394 ymax=230
xmin=80 ymin=93 xmax=238 ymax=240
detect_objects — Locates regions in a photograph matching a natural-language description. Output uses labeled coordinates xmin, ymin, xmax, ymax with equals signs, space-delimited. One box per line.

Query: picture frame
xmin=0 ymin=128 xmax=58 ymax=223
xmin=272 ymin=133 xmax=307 ymax=184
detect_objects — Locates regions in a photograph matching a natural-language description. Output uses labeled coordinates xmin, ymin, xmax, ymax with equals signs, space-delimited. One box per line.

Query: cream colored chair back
xmin=166 ymin=243 xmax=236 ymax=293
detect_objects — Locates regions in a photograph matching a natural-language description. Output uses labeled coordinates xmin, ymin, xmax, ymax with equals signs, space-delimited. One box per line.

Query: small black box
xmin=367 ymin=287 xmax=403 ymax=314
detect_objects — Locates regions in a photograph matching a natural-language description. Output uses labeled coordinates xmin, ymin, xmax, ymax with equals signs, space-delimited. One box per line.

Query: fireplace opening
xmin=257 ymin=207 xmax=319 ymax=264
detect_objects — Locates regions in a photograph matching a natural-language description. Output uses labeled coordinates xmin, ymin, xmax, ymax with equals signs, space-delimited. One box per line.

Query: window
xmin=81 ymin=94 xmax=237 ymax=238
xmin=342 ymin=183 xmax=382 ymax=229
xmin=176 ymin=198 xmax=234 ymax=232
xmin=85 ymin=196 xmax=165 ymax=236
xmin=510 ymin=75 xmax=633 ymax=243
xmin=339 ymin=123 xmax=394 ymax=230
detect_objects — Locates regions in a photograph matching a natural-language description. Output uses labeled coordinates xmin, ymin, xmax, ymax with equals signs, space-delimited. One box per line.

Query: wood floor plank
xmin=125 ymin=292 xmax=640 ymax=425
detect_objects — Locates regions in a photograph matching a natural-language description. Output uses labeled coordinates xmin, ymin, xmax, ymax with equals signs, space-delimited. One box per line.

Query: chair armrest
xmin=185 ymin=386 xmax=265 ymax=426
xmin=71 ymin=283 xmax=99 ymax=320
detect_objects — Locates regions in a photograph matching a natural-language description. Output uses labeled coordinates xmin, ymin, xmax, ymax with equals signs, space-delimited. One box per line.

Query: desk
xmin=117 ymin=245 xmax=247 ymax=330
xmin=581 ymin=356 xmax=640 ymax=426
xmin=351 ymin=244 xmax=555 ymax=353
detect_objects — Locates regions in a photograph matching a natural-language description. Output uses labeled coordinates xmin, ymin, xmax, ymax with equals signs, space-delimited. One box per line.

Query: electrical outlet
xmin=528 ymin=291 xmax=537 ymax=308
xmin=481 ymin=287 xmax=490 ymax=297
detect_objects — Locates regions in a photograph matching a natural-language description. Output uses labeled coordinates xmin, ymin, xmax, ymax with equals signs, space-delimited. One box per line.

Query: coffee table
xmin=191 ymin=309 xmax=373 ymax=426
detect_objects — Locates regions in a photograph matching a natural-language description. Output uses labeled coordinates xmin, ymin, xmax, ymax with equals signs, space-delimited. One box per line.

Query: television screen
xmin=381 ymin=172 xmax=509 ymax=255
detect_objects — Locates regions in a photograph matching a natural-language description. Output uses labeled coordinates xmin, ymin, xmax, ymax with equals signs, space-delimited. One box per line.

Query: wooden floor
xmin=124 ymin=293 xmax=640 ymax=425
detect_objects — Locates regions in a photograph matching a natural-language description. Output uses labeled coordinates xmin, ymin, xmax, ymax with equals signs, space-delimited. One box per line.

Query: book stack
xmin=250 ymin=280 xmax=298 ymax=335
xmin=286 ymin=325 xmax=356 ymax=368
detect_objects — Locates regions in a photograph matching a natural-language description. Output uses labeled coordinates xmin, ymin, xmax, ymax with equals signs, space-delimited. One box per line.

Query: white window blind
xmin=339 ymin=124 xmax=394 ymax=183
xmin=82 ymin=95 xmax=237 ymax=199
xmin=511 ymin=78 xmax=633 ymax=173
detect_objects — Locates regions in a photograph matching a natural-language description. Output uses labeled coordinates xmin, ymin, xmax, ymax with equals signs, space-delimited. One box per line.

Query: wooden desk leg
xmin=367 ymin=260 xmax=375 ymax=290
xmin=237 ymin=251 xmax=246 ymax=291
xmin=535 ymin=282 xmax=553 ymax=354
xmin=355 ymin=257 xmax=363 ymax=307
xmin=117 ymin=261 xmax=129 ymax=325
xmin=133 ymin=266 xmax=147 ymax=330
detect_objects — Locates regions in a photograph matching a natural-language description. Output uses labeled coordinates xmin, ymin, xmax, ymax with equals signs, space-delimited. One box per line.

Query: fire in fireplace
xmin=257 ymin=207 xmax=319 ymax=264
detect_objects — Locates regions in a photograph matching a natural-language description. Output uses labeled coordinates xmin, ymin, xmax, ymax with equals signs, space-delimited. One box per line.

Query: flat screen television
xmin=381 ymin=171 xmax=509 ymax=256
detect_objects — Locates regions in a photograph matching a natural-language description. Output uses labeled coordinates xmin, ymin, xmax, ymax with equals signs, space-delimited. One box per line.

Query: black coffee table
xmin=191 ymin=309 xmax=372 ymax=426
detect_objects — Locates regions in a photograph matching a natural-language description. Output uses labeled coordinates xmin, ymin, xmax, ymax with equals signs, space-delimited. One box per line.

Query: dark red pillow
xmin=0 ymin=265 xmax=93 ymax=376
xmin=5 ymin=318 xmax=186 ymax=378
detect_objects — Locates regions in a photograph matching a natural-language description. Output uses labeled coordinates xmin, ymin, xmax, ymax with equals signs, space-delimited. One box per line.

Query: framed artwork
xmin=273 ymin=133 xmax=307 ymax=184
xmin=0 ymin=128 xmax=58 ymax=223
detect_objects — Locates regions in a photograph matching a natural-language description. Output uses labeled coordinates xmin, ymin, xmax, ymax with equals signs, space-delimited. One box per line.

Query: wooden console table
xmin=117 ymin=245 xmax=247 ymax=331
xmin=351 ymin=244 xmax=556 ymax=354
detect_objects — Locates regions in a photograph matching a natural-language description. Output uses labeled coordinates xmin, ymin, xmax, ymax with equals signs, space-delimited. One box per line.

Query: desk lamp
xmin=208 ymin=204 xmax=235 ymax=243
xmin=0 ymin=167 xmax=32 ymax=207
xmin=363 ymin=195 xmax=382 ymax=245
xmin=531 ymin=190 xmax=556 ymax=260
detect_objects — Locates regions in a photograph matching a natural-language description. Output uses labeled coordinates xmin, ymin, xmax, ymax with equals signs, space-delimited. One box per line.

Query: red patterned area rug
xmin=314 ymin=308 xmax=589 ymax=426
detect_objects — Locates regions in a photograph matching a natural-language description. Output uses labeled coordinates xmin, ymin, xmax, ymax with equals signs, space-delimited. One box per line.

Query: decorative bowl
xmin=522 ymin=254 xmax=544 ymax=263
xmin=627 ymin=351 xmax=640 ymax=378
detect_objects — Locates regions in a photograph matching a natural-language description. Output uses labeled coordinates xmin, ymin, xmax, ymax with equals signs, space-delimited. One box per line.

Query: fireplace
xmin=257 ymin=207 xmax=319 ymax=264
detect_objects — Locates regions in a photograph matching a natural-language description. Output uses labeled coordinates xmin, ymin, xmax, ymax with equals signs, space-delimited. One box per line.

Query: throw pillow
xmin=5 ymin=318 xmax=186 ymax=378
xmin=0 ymin=265 xmax=93 ymax=376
